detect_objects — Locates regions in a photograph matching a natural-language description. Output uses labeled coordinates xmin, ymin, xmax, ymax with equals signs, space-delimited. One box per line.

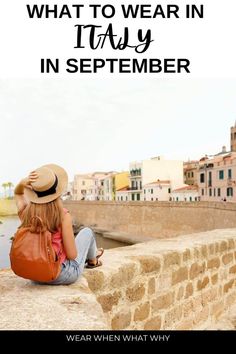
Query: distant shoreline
xmin=0 ymin=200 xmax=17 ymax=217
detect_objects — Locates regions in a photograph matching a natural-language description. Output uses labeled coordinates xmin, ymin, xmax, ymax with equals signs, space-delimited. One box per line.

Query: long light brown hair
xmin=20 ymin=198 xmax=63 ymax=233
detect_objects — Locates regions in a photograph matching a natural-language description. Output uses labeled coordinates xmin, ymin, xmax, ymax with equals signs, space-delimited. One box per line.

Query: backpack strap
xmin=30 ymin=216 xmax=45 ymax=230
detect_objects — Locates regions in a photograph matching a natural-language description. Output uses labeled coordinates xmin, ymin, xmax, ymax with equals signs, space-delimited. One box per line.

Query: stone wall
xmin=0 ymin=199 xmax=17 ymax=216
xmin=84 ymin=229 xmax=236 ymax=329
xmin=1 ymin=229 xmax=236 ymax=330
xmin=64 ymin=201 xmax=236 ymax=238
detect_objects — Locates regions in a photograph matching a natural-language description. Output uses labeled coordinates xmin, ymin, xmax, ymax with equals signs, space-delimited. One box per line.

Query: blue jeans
xmin=45 ymin=227 xmax=97 ymax=285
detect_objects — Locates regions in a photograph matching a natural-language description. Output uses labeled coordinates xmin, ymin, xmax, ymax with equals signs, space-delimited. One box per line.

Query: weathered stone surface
xmin=190 ymin=262 xmax=205 ymax=280
xmin=134 ymin=302 xmax=150 ymax=322
xmin=152 ymin=292 xmax=174 ymax=312
xmin=229 ymin=265 xmax=236 ymax=274
xmin=185 ymin=283 xmax=194 ymax=298
xmin=148 ymin=277 xmax=155 ymax=295
xmin=84 ymin=270 xmax=105 ymax=292
xmin=97 ymin=291 xmax=121 ymax=313
xmin=224 ymin=279 xmax=234 ymax=293
xmin=136 ymin=255 xmax=161 ymax=273
xmin=144 ymin=316 xmax=162 ymax=330
xmin=222 ymin=253 xmax=234 ymax=265
xmin=111 ymin=310 xmax=131 ymax=330
xmin=0 ymin=270 xmax=107 ymax=330
xmin=126 ymin=283 xmax=145 ymax=302
xmin=163 ymin=252 xmax=181 ymax=269
xmin=207 ymin=257 xmax=220 ymax=270
xmin=211 ymin=274 xmax=218 ymax=285
xmin=197 ymin=276 xmax=209 ymax=291
xmin=172 ymin=267 xmax=188 ymax=285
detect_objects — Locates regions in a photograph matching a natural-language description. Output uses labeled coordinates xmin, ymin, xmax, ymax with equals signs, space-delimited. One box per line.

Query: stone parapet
xmin=1 ymin=228 xmax=236 ymax=330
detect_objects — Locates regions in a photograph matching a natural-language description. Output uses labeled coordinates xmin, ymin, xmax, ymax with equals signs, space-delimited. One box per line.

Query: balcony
xmin=129 ymin=169 xmax=142 ymax=177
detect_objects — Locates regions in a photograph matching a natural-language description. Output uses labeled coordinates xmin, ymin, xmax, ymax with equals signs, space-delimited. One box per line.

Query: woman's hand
xmin=21 ymin=171 xmax=38 ymax=190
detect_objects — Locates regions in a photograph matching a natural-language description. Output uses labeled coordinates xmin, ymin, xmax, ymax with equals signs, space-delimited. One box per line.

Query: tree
xmin=7 ymin=182 xmax=14 ymax=198
xmin=1 ymin=183 xmax=8 ymax=198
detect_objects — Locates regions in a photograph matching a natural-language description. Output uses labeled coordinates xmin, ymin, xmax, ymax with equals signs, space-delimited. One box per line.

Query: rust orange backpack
xmin=10 ymin=216 xmax=61 ymax=282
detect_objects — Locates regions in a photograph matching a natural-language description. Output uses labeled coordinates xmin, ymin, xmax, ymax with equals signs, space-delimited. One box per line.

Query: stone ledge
xmin=1 ymin=228 xmax=236 ymax=330
xmin=0 ymin=269 xmax=108 ymax=330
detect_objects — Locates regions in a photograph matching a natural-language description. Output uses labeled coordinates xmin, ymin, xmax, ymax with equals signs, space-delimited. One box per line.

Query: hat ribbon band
xmin=33 ymin=175 xmax=58 ymax=198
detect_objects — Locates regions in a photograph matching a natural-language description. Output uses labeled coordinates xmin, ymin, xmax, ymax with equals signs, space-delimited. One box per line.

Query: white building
xmin=73 ymin=172 xmax=108 ymax=201
xmin=129 ymin=156 xmax=184 ymax=201
xmin=171 ymin=185 xmax=199 ymax=202
xmin=116 ymin=187 xmax=129 ymax=201
xmin=143 ymin=180 xmax=171 ymax=201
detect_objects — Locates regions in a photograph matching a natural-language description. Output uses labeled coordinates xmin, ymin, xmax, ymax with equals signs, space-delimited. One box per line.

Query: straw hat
xmin=24 ymin=164 xmax=68 ymax=204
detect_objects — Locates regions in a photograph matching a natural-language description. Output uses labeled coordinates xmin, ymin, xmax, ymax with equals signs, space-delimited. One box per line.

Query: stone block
xmin=211 ymin=274 xmax=218 ymax=285
xmin=207 ymin=257 xmax=220 ymax=270
xmin=229 ymin=265 xmax=236 ymax=274
xmin=197 ymin=276 xmax=209 ymax=291
xmin=137 ymin=256 xmax=161 ymax=274
xmin=110 ymin=264 xmax=136 ymax=288
xmin=148 ymin=277 xmax=155 ymax=295
xmin=220 ymin=241 xmax=228 ymax=252
xmin=134 ymin=302 xmax=150 ymax=322
xmin=152 ymin=292 xmax=174 ymax=312
xmin=144 ymin=316 xmax=162 ymax=330
xmin=228 ymin=239 xmax=235 ymax=250
xmin=201 ymin=245 xmax=208 ymax=258
xmin=176 ymin=286 xmax=184 ymax=301
xmin=111 ymin=310 xmax=131 ymax=330
xmin=172 ymin=267 xmax=188 ymax=285
xmin=157 ymin=273 xmax=172 ymax=291
xmin=85 ymin=271 xmax=105 ymax=292
xmin=210 ymin=300 xmax=224 ymax=319
xmin=223 ymin=279 xmax=234 ymax=293
xmin=163 ymin=252 xmax=181 ymax=269
xmin=208 ymin=243 xmax=215 ymax=256
xmin=189 ymin=262 xmax=205 ymax=280
xmin=126 ymin=283 xmax=145 ymax=302
xmin=222 ymin=253 xmax=233 ymax=265
xmin=164 ymin=305 xmax=183 ymax=329
xmin=175 ymin=318 xmax=193 ymax=330
xmin=193 ymin=305 xmax=209 ymax=325
xmin=97 ymin=291 xmax=121 ymax=313
xmin=183 ymin=249 xmax=191 ymax=262
xmin=185 ymin=282 xmax=194 ymax=299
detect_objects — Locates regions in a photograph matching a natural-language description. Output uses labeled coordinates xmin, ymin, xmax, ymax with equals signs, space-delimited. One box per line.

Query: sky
xmin=0 ymin=78 xmax=236 ymax=189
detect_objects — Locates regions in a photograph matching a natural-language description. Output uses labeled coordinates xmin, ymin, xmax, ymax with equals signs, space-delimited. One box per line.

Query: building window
xmin=144 ymin=198 xmax=146 ymax=201
xmin=188 ymin=172 xmax=191 ymax=178
xmin=195 ymin=197 xmax=198 ymax=201
xmin=219 ymin=170 xmax=224 ymax=180
xmin=156 ymin=198 xmax=158 ymax=201
xmin=200 ymin=173 xmax=205 ymax=183
xmin=121 ymin=196 xmax=123 ymax=201
xmin=214 ymin=188 xmax=216 ymax=197
xmin=168 ymin=188 xmax=171 ymax=194
xmin=140 ymin=181 xmax=142 ymax=190
xmin=208 ymin=171 xmax=212 ymax=187
xmin=227 ymin=187 xmax=233 ymax=197
xmin=131 ymin=194 xmax=135 ymax=201
xmin=191 ymin=172 xmax=194 ymax=178
xmin=217 ymin=188 xmax=221 ymax=197
xmin=228 ymin=169 xmax=232 ymax=179
xmin=201 ymin=189 xmax=204 ymax=196
xmin=82 ymin=181 xmax=85 ymax=186
xmin=151 ymin=198 xmax=153 ymax=201
xmin=189 ymin=197 xmax=192 ymax=202
xmin=137 ymin=194 xmax=140 ymax=201
xmin=176 ymin=197 xmax=179 ymax=202
xmin=151 ymin=189 xmax=153 ymax=194
xmin=144 ymin=189 xmax=146 ymax=194
xmin=126 ymin=196 xmax=128 ymax=201
xmin=209 ymin=188 xmax=212 ymax=197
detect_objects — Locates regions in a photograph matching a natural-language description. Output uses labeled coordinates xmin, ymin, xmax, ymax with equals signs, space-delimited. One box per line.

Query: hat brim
xmin=24 ymin=164 xmax=68 ymax=204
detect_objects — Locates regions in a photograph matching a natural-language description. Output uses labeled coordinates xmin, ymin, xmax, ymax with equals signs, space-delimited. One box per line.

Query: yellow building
xmin=112 ymin=172 xmax=129 ymax=200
